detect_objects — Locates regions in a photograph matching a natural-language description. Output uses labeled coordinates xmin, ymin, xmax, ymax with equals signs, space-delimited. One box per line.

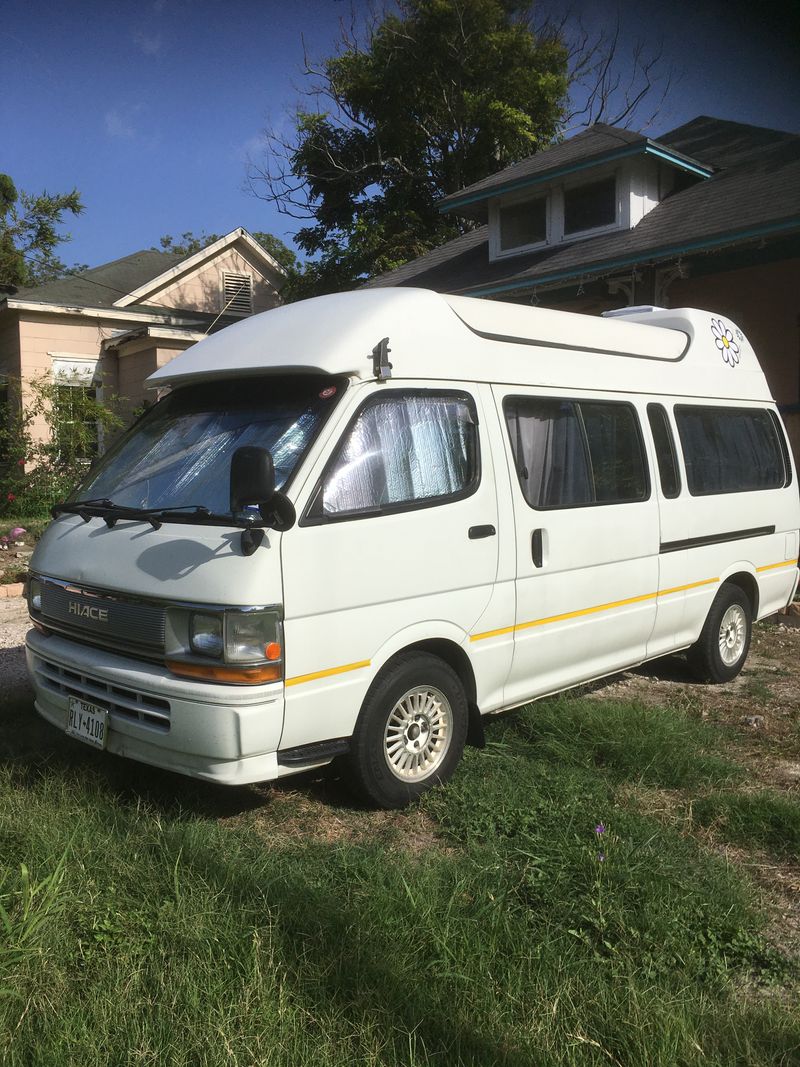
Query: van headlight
xmin=28 ymin=577 xmax=43 ymax=613
xmin=190 ymin=613 xmax=224 ymax=658
xmin=168 ymin=607 xmax=283 ymax=684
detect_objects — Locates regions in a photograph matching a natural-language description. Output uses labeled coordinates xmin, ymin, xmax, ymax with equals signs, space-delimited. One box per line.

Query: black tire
xmin=348 ymin=652 xmax=468 ymax=809
xmin=688 ymin=583 xmax=752 ymax=683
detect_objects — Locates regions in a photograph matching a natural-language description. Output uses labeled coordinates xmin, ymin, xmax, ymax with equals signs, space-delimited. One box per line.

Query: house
xmin=0 ymin=227 xmax=286 ymax=449
xmin=367 ymin=117 xmax=800 ymax=460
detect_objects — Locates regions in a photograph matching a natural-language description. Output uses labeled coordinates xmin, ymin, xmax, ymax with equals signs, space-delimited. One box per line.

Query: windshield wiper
xmin=52 ymin=497 xmax=115 ymax=518
xmin=51 ymin=498 xmax=261 ymax=531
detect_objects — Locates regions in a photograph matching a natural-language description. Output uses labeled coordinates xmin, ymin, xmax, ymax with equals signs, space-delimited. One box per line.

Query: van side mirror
xmin=230 ymin=446 xmax=275 ymax=513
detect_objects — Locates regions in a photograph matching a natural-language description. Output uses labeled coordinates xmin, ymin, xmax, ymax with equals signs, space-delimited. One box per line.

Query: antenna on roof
xmin=370 ymin=337 xmax=392 ymax=381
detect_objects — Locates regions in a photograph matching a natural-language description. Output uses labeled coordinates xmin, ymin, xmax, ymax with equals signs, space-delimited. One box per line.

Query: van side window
xmin=308 ymin=391 xmax=478 ymax=520
xmin=675 ymin=405 xmax=788 ymax=495
xmin=504 ymin=397 xmax=648 ymax=509
xmin=646 ymin=403 xmax=681 ymax=498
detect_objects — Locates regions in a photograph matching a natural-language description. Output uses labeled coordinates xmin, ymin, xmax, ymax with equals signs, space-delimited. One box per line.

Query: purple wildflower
xmin=595 ymin=822 xmax=606 ymax=836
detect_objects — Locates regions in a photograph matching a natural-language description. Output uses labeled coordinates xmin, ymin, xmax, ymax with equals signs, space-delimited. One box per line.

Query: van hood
xmin=30 ymin=514 xmax=283 ymax=607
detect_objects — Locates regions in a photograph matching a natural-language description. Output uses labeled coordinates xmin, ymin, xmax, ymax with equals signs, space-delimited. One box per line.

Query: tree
xmin=154 ymin=230 xmax=298 ymax=274
xmin=0 ymin=174 xmax=84 ymax=290
xmin=249 ymin=0 xmax=570 ymax=297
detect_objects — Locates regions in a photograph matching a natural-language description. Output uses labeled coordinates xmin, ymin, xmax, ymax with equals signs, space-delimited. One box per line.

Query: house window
xmin=222 ymin=272 xmax=254 ymax=315
xmin=563 ymin=176 xmax=617 ymax=235
xmin=498 ymin=197 xmax=547 ymax=252
xmin=53 ymin=384 xmax=99 ymax=462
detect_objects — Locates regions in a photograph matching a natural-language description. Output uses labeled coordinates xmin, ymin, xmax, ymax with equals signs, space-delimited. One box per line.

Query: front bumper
xmin=25 ymin=628 xmax=286 ymax=785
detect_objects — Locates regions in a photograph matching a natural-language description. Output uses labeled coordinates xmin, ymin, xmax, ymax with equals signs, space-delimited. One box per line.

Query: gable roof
xmin=12 ymin=249 xmax=185 ymax=308
xmin=368 ymin=117 xmax=800 ymax=298
xmin=112 ymin=228 xmax=285 ymax=308
xmin=6 ymin=227 xmax=287 ymax=315
xmin=438 ymin=122 xmax=712 ymax=220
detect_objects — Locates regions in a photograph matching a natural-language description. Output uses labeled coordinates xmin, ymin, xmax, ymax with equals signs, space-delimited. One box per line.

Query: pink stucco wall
xmin=146 ymin=245 xmax=281 ymax=316
xmin=15 ymin=313 xmax=117 ymax=446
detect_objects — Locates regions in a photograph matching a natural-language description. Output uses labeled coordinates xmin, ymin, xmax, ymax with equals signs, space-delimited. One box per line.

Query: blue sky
xmin=3 ymin=0 xmax=799 ymax=270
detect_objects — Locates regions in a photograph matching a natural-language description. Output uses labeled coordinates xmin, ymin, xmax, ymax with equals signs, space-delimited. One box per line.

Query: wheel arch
xmin=721 ymin=568 xmax=760 ymax=619
xmin=369 ymin=629 xmax=484 ymax=748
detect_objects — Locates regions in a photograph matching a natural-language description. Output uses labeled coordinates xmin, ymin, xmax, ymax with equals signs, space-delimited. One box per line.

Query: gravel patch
xmin=0 ymin=597 xmax=32 ymax=696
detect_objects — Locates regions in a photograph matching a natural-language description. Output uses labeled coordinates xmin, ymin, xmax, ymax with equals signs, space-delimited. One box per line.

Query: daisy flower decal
xmin=711 ymin=318 xmax=740 ymax=367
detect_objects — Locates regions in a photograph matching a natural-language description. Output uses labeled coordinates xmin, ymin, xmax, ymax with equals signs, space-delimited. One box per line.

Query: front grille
xmin=33 ymin=652 xmax=171 ymax=732
xmin=38 ymin=579 xmax=166 ymax=659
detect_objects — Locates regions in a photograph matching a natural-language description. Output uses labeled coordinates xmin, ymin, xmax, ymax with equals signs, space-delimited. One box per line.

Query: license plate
xmin=66 ymin=697 xmax=108 ymax=750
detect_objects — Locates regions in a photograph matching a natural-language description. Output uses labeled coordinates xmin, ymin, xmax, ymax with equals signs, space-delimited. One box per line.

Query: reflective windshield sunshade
xmin=68 ymin=376 xmax=344 ymax=518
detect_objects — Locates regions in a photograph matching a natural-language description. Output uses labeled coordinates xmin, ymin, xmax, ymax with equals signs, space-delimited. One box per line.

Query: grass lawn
xmin=1 ymin=679 xmax=799 ymax=1066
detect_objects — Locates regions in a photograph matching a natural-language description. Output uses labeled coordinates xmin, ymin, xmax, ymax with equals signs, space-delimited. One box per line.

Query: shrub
xmin=0 ymin=375 xmax=122 ymax=518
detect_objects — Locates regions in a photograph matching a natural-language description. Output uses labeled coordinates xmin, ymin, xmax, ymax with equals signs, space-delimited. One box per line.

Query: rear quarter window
xmin=675 ymin=405 xmax=788 ymax=495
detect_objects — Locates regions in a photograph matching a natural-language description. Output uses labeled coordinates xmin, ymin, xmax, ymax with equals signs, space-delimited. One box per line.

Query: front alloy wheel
xmin=349 ymin=652 xmax=468 ymax=808
xmin=383 ymin=685 xmax=453 ymax=782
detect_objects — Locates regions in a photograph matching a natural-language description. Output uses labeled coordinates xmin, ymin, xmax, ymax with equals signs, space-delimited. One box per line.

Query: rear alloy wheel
xmin=688 ymin=583 xmax=752 ymax=683
xmin=348 ymin=652 xmax=468 ymax=808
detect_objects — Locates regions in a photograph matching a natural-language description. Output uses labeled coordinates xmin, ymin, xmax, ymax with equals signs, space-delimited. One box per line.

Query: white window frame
xmin=488 ymin=165 xmax=631 ymax=261
xmin=489 ymin=189 xmax=551 ymax=261
xmin=560 ymin=169 xmax=623 ymax=243
xmin=48 ymin=353 xmax=104 ymax=457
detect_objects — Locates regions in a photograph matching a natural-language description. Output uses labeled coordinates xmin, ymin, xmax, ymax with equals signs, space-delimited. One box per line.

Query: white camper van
xmin=25 ymin=289 xmax=800 ymax=807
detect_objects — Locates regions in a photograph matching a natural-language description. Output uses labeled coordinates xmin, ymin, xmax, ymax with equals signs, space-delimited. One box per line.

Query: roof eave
xmin=1 ymin=297 xmax=209 ymax=327
xmin=459 ymin=217 xmax=800 ymax=298
xmin=439 ymin=141 xmax=713 ymax=216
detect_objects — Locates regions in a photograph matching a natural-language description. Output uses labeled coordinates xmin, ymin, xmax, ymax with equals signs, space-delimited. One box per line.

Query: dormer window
xmin=499 ymin=196 xmax=547 ymax=253
xmin=563 ymin=176 xmax=617 ymax=235
xmin=489 ymin=167 xmax=626 ymax=261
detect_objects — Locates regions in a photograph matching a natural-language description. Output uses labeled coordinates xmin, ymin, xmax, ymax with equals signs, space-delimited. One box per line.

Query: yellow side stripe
xmin=756 ymin=559 xmax=799 ymax=573
xmin=469 ymin=563 xmax=800 ymax=644
xmin=513 ymin=590 xmax=658 ymax=635
xmin=285 ymin=562 xmax=799 ymax=680
xmin=285 ymin=659 xmax=371 ymax=688
xmin=659 ymin=577 xmax=720 ymax=596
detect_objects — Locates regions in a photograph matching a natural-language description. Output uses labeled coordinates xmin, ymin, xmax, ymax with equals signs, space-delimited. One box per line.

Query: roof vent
xmin=222 ymin=272 xmax=253 ymax=315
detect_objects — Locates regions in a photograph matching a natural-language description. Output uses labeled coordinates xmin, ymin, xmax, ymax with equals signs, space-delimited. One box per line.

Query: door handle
xmin=531 ymin=528 xmax=544 ymax=567
xmin=468 ymin=524 xmax=496 ymax=539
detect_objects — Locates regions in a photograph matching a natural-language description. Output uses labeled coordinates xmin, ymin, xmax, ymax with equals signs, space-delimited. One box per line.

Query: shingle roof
xmin=437 ymin=122 xmax=710 ymax=217
xmin=12 ymin=249 xmax=185 ymax=308
xmin=368 ymin=117 xmax=800 ymax=297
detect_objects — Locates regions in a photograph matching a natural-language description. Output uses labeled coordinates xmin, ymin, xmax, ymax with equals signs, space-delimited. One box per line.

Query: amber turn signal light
xmin=166 ymin=660 xmax=282 ymax=684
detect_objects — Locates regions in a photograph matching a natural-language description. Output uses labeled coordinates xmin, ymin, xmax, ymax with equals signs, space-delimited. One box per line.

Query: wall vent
xmin=222 ymin=272 xmax=253 ymax=315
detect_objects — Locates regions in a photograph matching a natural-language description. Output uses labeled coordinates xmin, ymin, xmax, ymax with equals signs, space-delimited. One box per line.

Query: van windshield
xmin=74 ymin=375 xmax=344 ymax=515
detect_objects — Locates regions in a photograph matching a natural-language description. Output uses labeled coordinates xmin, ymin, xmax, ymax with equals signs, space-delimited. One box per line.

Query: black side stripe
xmin=660 ymin=525 xmax=775 ymax=554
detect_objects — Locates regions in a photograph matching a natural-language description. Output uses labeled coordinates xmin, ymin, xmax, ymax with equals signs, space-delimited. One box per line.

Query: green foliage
xmin=503 ymin=695 xmax=738 ymax=788
xmin=253 ymin=0 xmax=569 ymax=296
xmin=1 ymin=689 xmax=798 ymax=1064
xmin=693 ymin=791 xmax=800 ymax=858
xmin=0 ymin=174 xmax=84 ymax=289
xmin=251 ymin=230 xmax=299 ymax=274
xmin=0 ymin=375 xmax=122 ymax=517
